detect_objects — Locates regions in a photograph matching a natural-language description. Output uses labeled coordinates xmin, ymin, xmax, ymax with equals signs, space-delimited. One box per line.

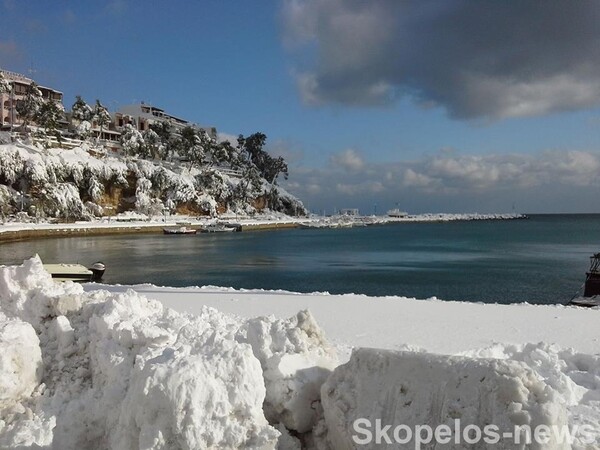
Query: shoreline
xmin=0 ymin=212 xmax=526 ymax=243
xmin=0 ymin=220 xmax=300 ymax=243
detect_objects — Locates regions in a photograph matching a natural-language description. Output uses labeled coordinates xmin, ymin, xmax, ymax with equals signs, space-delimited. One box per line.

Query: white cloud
xmin=329 ymin=148 xmax=365 ymax=171
xmin=282 ymin=149 xmax=600 ymax=213
xmin=336 ymin=181 xmax=384 ymax=195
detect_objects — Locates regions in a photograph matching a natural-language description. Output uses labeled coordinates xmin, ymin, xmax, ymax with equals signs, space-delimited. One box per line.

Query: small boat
xmin=43 ymin=263 xmax=93 ymax=283
xmin=163 ymin=226 xmax=197 ymax=235
xmin=569 ymin=253 xmax=600 ymax=307
xmin=201 ymin=224 xmax=236 ymax=233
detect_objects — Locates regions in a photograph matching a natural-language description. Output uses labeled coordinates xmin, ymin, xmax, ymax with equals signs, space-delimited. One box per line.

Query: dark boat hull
xmin=584 ymin=273 xmax=600 ymax=297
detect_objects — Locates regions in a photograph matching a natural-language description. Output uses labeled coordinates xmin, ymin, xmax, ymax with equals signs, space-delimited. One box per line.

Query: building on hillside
xmin=0 ymin=69 xmax=64 ymax=130
xmin=114 ymin=103 xmax=217 ymax=139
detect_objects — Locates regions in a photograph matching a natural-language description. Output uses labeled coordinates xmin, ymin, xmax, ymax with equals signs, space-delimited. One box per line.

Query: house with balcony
xmin=0 ymin=68 xmax=64 ymax=130
xmin=114 ymin=103 xmax=217 ymax=139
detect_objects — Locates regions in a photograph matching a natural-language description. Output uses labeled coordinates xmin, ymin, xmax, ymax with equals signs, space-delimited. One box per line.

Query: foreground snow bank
xmin=0 ymin=257 xmax=336 ymax=449
xmin=2 ymin=258 xmax=600 ymax=449
xmin=0 ymin=316 xmax=42 ymax=409
xmin=241 ymin=312 xmax=338 ymax=433
xmin=320 ymin=348 xmax=569 ymax=449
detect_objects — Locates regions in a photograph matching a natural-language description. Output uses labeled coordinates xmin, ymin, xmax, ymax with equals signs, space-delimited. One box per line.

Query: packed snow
xmin=1 ymin=258 xmax=600 ymax=448
xmin=320 ymin=349 xmax=570 ymax=449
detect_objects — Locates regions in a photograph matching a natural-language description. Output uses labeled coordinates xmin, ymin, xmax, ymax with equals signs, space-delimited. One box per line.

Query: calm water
xmin=2 ymin=214 xmax=600 ymax=304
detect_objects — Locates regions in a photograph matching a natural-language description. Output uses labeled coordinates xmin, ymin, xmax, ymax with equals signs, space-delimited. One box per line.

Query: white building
xmin=114 ymin=103 xmax=217 ymax=138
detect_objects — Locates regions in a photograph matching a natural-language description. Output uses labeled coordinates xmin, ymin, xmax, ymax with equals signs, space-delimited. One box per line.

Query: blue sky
xmin=2 ymin=1 xmax=600 ymax=214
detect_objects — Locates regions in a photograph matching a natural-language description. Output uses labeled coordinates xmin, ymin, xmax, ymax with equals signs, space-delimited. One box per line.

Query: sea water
xmin=2 ymin=214 xmax=600 ymax=304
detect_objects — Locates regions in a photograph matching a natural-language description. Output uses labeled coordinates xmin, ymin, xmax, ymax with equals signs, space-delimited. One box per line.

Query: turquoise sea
xmin=2 ymin=214 xmax=600 ymax=304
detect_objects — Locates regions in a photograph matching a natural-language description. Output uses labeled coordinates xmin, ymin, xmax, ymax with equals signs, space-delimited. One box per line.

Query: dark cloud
xmin=282 ymin=0 xmax=600 ymax=119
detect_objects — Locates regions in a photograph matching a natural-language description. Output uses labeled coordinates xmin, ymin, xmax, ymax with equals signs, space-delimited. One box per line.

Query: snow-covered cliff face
xmin=0 ymin=138 xmax=306 ymax=221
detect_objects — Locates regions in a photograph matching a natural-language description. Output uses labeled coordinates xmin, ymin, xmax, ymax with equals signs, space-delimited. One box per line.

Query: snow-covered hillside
xmin=0 ymin=136 xmax=305 ymax=221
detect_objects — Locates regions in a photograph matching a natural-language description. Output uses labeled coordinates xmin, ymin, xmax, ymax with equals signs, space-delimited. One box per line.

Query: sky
xmin=1 ymin=0 xmax=600 ymax=214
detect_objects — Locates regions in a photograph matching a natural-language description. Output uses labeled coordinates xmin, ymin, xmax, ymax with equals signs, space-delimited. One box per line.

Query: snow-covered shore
xmin=2 ymin=258 xmax=598 ymax=449
xmin=0 ymin=211 xmax=526 ymax=242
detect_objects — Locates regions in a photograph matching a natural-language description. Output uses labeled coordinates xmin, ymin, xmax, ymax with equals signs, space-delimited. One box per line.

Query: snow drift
xmin=319 ymin=348 xmax=569 ymax=449
xmin=0 ymin=257 xmax=335 ymax=449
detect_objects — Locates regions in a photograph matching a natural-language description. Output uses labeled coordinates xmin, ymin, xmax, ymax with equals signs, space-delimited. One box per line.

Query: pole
xmin=9 ymin=82 xmax=13 ymax=133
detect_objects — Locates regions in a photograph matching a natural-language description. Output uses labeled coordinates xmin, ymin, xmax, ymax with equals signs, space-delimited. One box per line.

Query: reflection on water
xmin=2 ymin=214 xmax=600 ymax=304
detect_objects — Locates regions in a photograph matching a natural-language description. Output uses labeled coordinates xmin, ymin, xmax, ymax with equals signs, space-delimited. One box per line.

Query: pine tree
xmin=149 ymin=121 xmax=176 ymax=159
xmin=142 ymin=128 xmax=164 ymax=159
xmin=177 ymin=126 xmax=207 ymax=168
xmin=36 ymin=100 xmax=65 ymax=141
xmin=71 ymin=95 xmax=93 ymax=122
xmin=120 ymin=123 xmax=145 ymax=156
xmin=92 ymin=99 xmax=111 ymax=139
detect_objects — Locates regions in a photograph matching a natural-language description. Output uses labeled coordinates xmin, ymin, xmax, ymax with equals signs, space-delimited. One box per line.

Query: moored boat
xmin=163 ymin=226 xmax=197 ymax=235
xmin=201 ymin=224 xmax=237 ymax=233
xmin=570 ymin=253 xmax=600 ymax=307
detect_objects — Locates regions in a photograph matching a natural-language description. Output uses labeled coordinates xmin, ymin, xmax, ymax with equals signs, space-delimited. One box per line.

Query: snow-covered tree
xmin=92 ymin=100 xmax=111 ymax=138
xmin=142 ymin=128 xmax=164 ymax=159
xmin=71 ymin=95 xmax=93 ymax=123
xmin=38 ymin=183 xmax=87 ymax=220
xmin=195 ymin=168 xmax=230 ymax=202
xmin=234 ymin=165 xmax=262 ymax=204
xmin=0 ymin=149 xmax=24 ymax=185
xmin=0 ymin=71 xmax=11 ymax=94
xmin=75 ymin=120 xmax=92 ymax=139
xmin=177 ymin=126 xmax=201 ymax=166
xmin=36 ymin=100 xmax=65 ymax=140
xmin=134 ymin=177 xmax=152 ymax=214
xmin=120 ymin=124 xmax=145 ymax=156
xmin=87 ymin=177 xmax=104 ymax=202
xmin=149 ymin=121 xmax=177 ymax=159
xmin=210 ymin=140 xmax=234 ymax=167
xmin=15 ymin=83 xmax=43 ymax=130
